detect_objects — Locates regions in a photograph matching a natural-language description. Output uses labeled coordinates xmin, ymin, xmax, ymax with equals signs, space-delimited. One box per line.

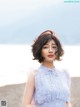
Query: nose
xmin=48 ymin=47 xmax=53 ymax=53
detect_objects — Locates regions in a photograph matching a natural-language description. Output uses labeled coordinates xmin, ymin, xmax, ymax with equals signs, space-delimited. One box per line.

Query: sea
xmin=0 ymin=44 xmax=80 ymax=86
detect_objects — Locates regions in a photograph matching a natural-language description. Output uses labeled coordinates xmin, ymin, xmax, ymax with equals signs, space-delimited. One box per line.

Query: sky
xmin=0 ymin=0 xmax=80 ymax=85
xmin=0 ymin=0 xmax=80 ymax=44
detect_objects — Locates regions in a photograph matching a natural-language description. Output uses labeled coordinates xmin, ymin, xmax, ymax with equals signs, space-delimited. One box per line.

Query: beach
xmin=0 ymin=77 xmax=80 ymax=107
xmin=0 ymin=45 xmax=80 ymax=107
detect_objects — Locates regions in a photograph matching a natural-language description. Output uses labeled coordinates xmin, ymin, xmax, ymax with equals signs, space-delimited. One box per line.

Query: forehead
xmin=45 ymin=40 xmax=56 ymax=45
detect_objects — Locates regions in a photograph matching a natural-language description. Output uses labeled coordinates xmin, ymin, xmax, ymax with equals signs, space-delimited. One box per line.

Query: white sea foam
xmin=0 ymin=44 xmax=80 ymax=86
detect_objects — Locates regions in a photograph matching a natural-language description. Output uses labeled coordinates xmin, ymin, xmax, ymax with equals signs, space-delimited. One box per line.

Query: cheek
xmin=41 ymin=50 xmax=47 ymax=57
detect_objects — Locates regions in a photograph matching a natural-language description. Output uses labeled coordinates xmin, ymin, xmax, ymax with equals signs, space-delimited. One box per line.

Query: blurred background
xmin=0 ymin=0 xmax=80 ymax=107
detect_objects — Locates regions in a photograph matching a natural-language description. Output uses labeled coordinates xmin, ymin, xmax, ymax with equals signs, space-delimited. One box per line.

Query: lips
xmin=48 ymin=55 xmax=54 ymax=58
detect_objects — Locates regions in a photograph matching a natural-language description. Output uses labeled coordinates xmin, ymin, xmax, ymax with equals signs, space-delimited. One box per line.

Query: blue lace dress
xmin=33 ymin=65 xmax=71 ymax=107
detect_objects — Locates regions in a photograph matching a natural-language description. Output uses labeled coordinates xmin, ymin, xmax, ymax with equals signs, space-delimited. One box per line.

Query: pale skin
xmin=22 ymin=40 xmax=72 ymax=107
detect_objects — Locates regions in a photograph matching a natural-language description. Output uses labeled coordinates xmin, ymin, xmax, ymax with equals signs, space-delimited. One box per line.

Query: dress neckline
xmin=41 ymin=64 xmax=55 ymax=71
xmin=39 ymin=65 xmax=59 ymax=76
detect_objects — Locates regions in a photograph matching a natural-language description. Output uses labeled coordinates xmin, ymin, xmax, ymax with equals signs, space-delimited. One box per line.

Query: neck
xmin=42 ymin=62 xmax=55 ymax=68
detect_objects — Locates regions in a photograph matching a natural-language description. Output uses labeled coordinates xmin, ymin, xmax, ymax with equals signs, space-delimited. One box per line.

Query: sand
xmin=0 ymin=77 xmax=80 ymax=107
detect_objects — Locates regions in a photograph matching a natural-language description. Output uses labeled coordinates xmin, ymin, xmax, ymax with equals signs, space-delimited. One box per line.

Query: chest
xmin=35 ymin=72 xmax=69 ymax=95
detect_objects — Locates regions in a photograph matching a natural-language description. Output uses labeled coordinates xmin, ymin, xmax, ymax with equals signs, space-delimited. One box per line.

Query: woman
xmin=23 ymin=30 xmax=72 ymax=107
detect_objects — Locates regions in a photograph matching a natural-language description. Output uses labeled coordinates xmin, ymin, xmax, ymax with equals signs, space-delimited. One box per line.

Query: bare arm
xmin=69 ymin=102 xmax=72 ymax=107
xmin=66 ymin=102 xmax=72 ymax=107
xmin=22 ymin=71 xmax=36 ymax=107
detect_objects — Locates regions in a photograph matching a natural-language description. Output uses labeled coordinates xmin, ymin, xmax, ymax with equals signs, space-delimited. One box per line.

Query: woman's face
xmin=41 ymin=40 xmax=57 ymax=63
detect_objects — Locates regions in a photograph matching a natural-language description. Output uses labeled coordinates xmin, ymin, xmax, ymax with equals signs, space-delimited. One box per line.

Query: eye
xmin=52 ymin=46 xmax=57 ymax=51
xmin=43 ymin=46 xmax=48 ymax=49
xmin=52 ymin=46 xmax=57 ymax=49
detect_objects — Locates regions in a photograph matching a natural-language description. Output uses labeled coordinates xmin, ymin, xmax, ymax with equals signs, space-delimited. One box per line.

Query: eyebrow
xmin=44 ymin=43 xmax=56 ymax=45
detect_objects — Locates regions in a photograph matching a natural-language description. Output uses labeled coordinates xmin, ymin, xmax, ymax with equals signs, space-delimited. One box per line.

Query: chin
xmin=46 ymin=59 xmax=54 ymax=62
xmin=44 ymin=57 xmax=55 ymax=62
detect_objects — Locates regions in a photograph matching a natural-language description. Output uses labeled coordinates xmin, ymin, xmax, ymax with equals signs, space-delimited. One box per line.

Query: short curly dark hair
xmin=32 ymin=30 xmax=64 ymax=63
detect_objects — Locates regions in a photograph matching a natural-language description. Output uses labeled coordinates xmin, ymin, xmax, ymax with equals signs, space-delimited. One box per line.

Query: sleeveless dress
xmin=33 ymin=65 xmax=71 ymax=107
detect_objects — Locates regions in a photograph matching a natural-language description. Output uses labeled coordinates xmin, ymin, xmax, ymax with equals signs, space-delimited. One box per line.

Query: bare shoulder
xmin=26 ymin=69 xmax=38 ymax=83
xmin=24 ymin=69 xmax=38 ymax=91
xmin=28 ymin=69 xmax=38 ymax=77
